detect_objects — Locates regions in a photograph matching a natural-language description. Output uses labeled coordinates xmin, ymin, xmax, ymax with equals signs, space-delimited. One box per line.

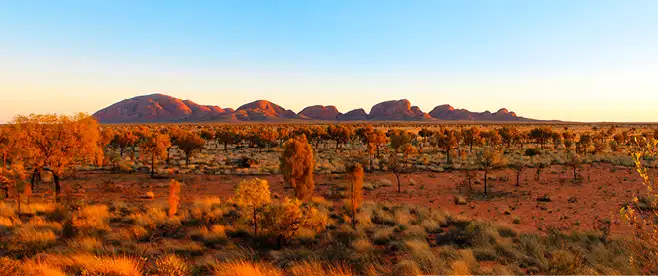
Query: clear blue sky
xmin=1 ymin=0 xmax=657 ymax=122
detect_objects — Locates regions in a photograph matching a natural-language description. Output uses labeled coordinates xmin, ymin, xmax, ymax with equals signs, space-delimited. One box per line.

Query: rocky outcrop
xmin=429 ymin=105 xmax=522 ymax=121
xmin=298 ymin=105 xmax=342 ymax=120
xmin=94 ymin=93 xmax=540 ymax=123
xmin=235 ymin=100 xmax=298 ymax=121
xmin=340 ymin=109 xmax=368 ymax=121
xmin=368 ymin=99 xmax=431 ymax=121
xmin=93 ymin=94 xmax=229 ymax=123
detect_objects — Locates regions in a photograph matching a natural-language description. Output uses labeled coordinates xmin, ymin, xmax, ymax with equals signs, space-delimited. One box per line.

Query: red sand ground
xmin=30 ymin=163 xmax=645 ymax=236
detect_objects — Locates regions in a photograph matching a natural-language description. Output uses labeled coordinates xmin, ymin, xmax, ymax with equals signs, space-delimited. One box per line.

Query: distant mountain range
xmin=93 ymin=93 xmax=541 ymax=123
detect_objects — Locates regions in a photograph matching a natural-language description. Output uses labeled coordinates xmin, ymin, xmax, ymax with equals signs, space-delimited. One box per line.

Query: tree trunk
xmin=30 ymin=169 xmax=39 ymax=191
xmin=484 ymin=171 xmax=488 ymax=195
xmin=446 ymin=149 xmax=452 ymax=164
xmin=573 ymin=167 xmax=577 ymax=180
xmin=253 ymin=207 xmax=258 ymax=236
xmin=395 ymin=173 xmax=401 ymax=193
xmin=2 ymin=186 xmax=7 ymax=198
xmin=151 ymin=152 xmax=156 ymax=178
xmin=516 ymin=171 xmax=521 ymax=186
xmin=53 ymin=173 xmax=61 ymax=202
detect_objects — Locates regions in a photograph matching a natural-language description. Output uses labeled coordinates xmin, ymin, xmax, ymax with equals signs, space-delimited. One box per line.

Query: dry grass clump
xmin=0 ymin=201 xmax=16 ymax=217
xmin=153 ymin=254 xmax=190 ymax=276
xmin=106 ymin=225 xmax=149 ymax=242
xmin=7 ymin=224 xmax=57 ymax=252
xmin=351 ymin=238 xmax=374 ymax=254
xmin=450 ymin=260 xmax=471 ymax=275
xmin=373 ymin=226 xmax=395 ymax=244
xmin=392 ymin=260 xmax=422 ymax=276
xmin=59 ymin=253 xmax=144 ymax=276
xmin=160 ymin=238 xmax=205 ymax=256
xmin=20 ymin=260 xmax=67 ymax=276
xmin=195 ymin=224 xmax=228 ymax=244
xmin=288 ymin=260 xmax=354 ymax=276
xmin=19 ymin=202 xmax=58 ymax=216
xmin=66 ymin=236 xmax=104 ymax=253
xmin=130 ymin=205 xmax=180 ymax=228
xmin=71 ymin=204 xmax=110 ymax=233
xmin=213 ymin=261 xmax=283 ymax=276
xmin=189 ymin=196 xmax=224 ymax=224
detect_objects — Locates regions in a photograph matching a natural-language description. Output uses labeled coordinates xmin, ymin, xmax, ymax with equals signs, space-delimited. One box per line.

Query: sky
xmin=1 ymin=0 xmax=657 ymax=122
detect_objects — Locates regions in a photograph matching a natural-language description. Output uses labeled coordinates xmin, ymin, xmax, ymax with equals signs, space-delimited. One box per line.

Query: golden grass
xmin=213 ymin=261 xmax=283 ymax=276
xmin=197 ymin=224 xmax=227 ymax=243
xmin=55 ymin=254 xmax=144 ymax=276
xmin=288 ymin=260 xmax=354 ymax=276
xmin=72 ymin=204 xmax=110 ymax=231
xmin=450 ymin=260 xmax=471 ymax=275
xmin=8 ymin=225 xmax=57 ymax=251
xmin=66 ymin=236 xmax=104 ymax=252
xmin=154 ymin=254 xmax=190 ymax=276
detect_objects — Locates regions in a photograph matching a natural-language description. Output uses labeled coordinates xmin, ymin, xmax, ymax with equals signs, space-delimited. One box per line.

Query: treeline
xmin=1 ymin=114 xmax=657 ymax=200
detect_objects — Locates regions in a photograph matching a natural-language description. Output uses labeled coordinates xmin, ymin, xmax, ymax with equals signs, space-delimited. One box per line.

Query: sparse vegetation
xmin=1 ymin=119 xmax=657 ymax=274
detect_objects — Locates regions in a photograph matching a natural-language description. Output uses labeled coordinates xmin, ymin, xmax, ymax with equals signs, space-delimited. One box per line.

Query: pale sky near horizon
xmin=1 ymin=0 xmax=657 ymax=123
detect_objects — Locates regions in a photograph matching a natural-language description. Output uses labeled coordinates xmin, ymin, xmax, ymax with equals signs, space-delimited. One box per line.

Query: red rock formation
xmin=235 ymin=100 xmax=298 ymax=121
xmin=93 ymin=94 xmax=228 ymax=123
xmin=340 ymin=109 xmax=368 ymax=121
xmin=367 ymin=99 xmax=431 ymax=120
xmin=298 ymin=105 xmax=342 ymax=120
xmin=428 ymin=105 xmax=522 ymax=121
xmin=94 ymin=93 xmax=539 ymax=123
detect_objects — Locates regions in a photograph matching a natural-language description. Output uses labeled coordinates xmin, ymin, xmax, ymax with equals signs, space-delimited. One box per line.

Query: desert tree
xmin=12 ymin=113 xmax=103 ymax=200
xmin=175 ymin=131 xmax=206 ymax=165
xmin=508 ymin=155 xmax=527 ymax=187
xmin=369 ymin=129 xmax=388 ymax=158
xmin=260 ymin=198 xmax=327 ymax=248
xmin=216 ymin=127 xmax=240 ymax=153
xmin=308 ymin=126 xmax=327 ymax=149
xmin=389 ymin=129 xmax=413 ymax=153
xmin=234 ymin=178 xmax=271 ymax=236
xmin=462 ymin=127 xmax=483 ymax=152
xmin=620 ymin=137 xmax=658 ymax=272
xmin=482 ymin=130 xmax=502 ymax=148
xmin=385 ymin=152 xmax=405 ymax=193
xmin=327 ymin=124 xmax=353 ymax=151
xmin=418 ymin=128 xmax=435 ymax=150
xmin=280 ymin=135 xmax=315 ymax=201
xmin=577 ymin=133 xmax=593 ymax=156
xmin=592 ymin=132 xmax=609 ymax=153
xmin=346 ymin=163 xmax=364 ymax=228
xmin=476 ymin=147 xmax=505 ymax=195
xmin=529 ymin=127 xmax=553 ymax=149
xmin=566 ymin=151 xmax=582 ymax=181
xmin=498 ymin=126 xmax=520 ymax=148
xmin=562 ymin=131 xmax=576 ymax=152
xmin=140 ymin=131 xmax=172 ymax=178
xmin=435 ymin=128 xmax=458 ymax=164
xmin=551 ymin=132 xmax=563 ymax=150
xmin=199 ymin=129 xmax=215 ymax=144
xmin=276 ymin=127 xmax=290 ymax=146
xmin=257 ymin=127 xmax=279 ymax=152
xmin=390 ymin=129 xmax=417 ymax=166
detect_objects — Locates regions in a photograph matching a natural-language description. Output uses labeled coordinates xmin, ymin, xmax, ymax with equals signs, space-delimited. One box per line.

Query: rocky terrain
xmin=94 ymin=93 xmax=536 ymax=123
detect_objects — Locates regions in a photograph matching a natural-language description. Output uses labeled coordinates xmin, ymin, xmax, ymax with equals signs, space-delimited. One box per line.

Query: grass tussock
xmin=213 ymin=261 xmax=283 ymax=276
